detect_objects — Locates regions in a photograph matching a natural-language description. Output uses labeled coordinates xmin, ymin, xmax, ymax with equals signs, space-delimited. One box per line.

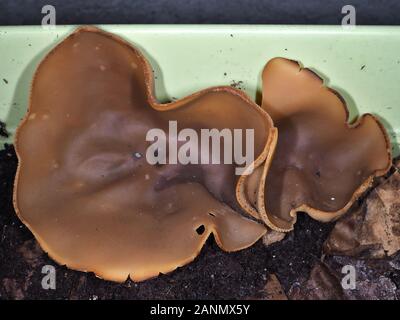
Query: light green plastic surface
xmin=0 ymin=25 xmax=399 ymax=155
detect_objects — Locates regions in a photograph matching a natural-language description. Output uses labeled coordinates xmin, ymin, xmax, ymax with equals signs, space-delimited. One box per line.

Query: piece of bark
xmin=288 ymin=262 xmax=345 ymax=300
xmin=2 ymin=278 xmax=25 ymax=300
xmin=262 ymin=230 xmax=286 ymax=247
xmin=324 ymin=255 xmax=399 ymax=300
xmin=264 ymin=274 xmax=288 ymax=300
xmin=17 ymin=240 xmax=43 ymax=268
xmin=324 ymin=171 xmax=400 ymax=258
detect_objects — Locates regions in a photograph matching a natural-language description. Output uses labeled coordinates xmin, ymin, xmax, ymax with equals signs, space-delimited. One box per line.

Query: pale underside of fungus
xmin=13 ymin=26 xmax=276 ymax=282
xmin=241 ymin=57 xmax=392 ymax=232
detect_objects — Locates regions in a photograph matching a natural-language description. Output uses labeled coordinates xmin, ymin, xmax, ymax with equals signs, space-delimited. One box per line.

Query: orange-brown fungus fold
xmin=244 ymin=57 xmax=391 ymax=232
xmin=13 ymin=27 xmax=276 ymax=282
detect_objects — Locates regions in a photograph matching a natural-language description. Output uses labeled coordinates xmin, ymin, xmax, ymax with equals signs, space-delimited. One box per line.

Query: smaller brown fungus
xmin=13 ymin=27 xmax=276 ymax=282
xmin=243 ymin=57 xmax=392 ymax=231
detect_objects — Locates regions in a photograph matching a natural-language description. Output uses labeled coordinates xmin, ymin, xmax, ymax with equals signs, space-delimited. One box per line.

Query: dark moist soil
xmin=0 ymin=144 xmax=334 ymax=299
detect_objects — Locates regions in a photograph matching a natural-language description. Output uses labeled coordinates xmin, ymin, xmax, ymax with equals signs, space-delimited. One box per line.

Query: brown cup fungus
xmin=242 ymin=58 xmax=392 ymax=232
xmin=13 ymin=27 xmax=276 ymax=282
xmin=13 ymin=26 xmax=393 ymax=281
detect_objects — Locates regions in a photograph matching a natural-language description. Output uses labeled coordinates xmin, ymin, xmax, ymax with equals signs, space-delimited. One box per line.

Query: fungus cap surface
xmin=244 ymin=57 xmax=391 ymax=231
xmin=13 ymin=27 xmax=275 ymax=282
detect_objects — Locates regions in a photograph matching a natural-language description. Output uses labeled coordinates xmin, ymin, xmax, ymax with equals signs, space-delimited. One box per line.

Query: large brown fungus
xmin=243 ymin=57 xmax=392 ymax=231
xmin=13 ymin=27 xmax=276 ymax=282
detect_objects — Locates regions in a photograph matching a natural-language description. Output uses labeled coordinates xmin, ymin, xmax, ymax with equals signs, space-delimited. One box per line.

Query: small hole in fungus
xmin=208 ymin=212 xmax=215 ymax=217
xmin=196 ymin=225 xmax=205 ymax=235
